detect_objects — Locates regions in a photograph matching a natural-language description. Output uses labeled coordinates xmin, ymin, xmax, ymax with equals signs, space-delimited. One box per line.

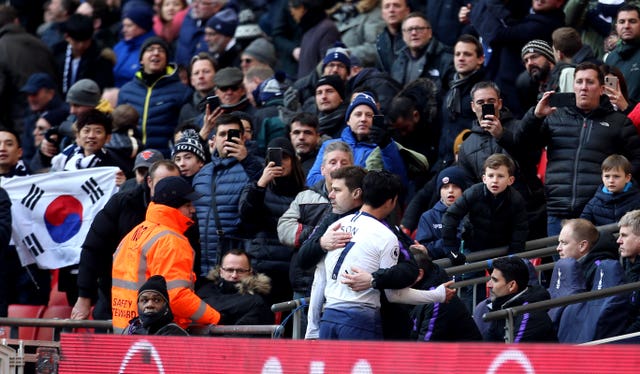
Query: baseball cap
xmin=152 ymin=176 xmax=202 ymax=208
xmin=21 ymin=73 xmax=56 ymax=94
xmin=133 ymin=149 xmax=164 ymax=172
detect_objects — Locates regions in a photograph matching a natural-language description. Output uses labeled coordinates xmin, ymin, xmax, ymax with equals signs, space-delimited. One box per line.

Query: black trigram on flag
xmin=21 ymin=184 xmax=44 ymax=210
xmin=81 ymin=177 xmax=104 ymax=204
xmin=22 ymin=233 xmax=44 ymax=257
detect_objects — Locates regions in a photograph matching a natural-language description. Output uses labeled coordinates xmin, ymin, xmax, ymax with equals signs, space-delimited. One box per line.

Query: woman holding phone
xmin=599 ymin=64 xmax=630 ymax=112
xmin=239 ymin=137 xmax=306 ymax=308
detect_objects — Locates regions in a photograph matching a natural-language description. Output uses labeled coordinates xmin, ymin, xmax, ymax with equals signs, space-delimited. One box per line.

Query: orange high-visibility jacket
xmin=112 ymin=202 xmax=220 ymax=333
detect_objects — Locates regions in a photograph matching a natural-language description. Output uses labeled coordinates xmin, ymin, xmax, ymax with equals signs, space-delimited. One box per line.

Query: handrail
xmin=579 ymin=331 xmax=640 ymax=345
xmin=189 ymin=324 xmax=284 ymax=338
xmin=271 ymin=298 xmax=308 ymax=313
xmin=0 ymin=318 xmax=112 ymax=329
xmin=0 ymin=318 xmax=284 ymax=339
xmin=483 ymin=280 xmax=640 ymax=322
xmin=433 ymin=223 xmax=618 ymax=272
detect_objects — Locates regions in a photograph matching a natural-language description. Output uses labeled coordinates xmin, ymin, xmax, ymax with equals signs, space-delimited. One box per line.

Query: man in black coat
xmin=493 ymin=63 xmax=640 ymax=237
xmin=197 ymin=249 xmax=273 ymax=325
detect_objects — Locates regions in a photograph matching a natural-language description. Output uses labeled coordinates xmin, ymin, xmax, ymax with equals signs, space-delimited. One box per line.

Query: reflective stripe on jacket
xmin=112 ymin=202 xmax=220 ymax=332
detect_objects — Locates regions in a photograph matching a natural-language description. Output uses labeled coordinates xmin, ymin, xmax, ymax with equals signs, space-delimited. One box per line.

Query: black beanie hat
xmin=139 ymin=36 xmax=171 ymax=61
xmin=315 ymin=75 xmax=345 ymax=100
xmin=138 ymin=275 xmax=170 ymax=304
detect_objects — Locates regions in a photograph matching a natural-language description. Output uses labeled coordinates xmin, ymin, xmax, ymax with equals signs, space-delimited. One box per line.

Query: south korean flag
xmin=1 ymin=167 xmax=118 ymax=269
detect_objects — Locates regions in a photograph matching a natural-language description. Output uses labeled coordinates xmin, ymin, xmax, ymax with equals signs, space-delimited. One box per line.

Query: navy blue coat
xmin=174 ymin=9 xmax=208 ymax=68
xmin=580 ymin=183 xmax=640 ymax=226
xmin=192 ymin=154 xmax=263 ymax=275
xmin=117 ymin=64 xmax=190 ymax=157
xmin=416 ymin=200 xmax=450 ymax=260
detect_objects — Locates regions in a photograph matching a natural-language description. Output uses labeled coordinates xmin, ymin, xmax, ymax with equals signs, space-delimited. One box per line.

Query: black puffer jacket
xmin=442 ymin=183 xmax=528 ymax=253
xmin=502 ymin=97 xmax=640 ymax=217
xmin=459 ymin=109 xmax=545 ymax=221
xmin=239 ymin=182 xmax=298 ymax=274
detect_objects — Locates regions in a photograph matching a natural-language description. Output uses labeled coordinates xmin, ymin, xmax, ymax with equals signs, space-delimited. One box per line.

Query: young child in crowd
xmin=442 ymin=153 xmax=528 ymax=262
xmin=581 ymin=154 xmax=640 ymax=226
xmin=415 ymin=166 xmax=469 ymax=260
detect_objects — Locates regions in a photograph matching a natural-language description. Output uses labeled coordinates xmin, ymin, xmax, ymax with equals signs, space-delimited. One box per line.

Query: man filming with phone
xmin=490 ymin=62 xmax=640 ymax=237
xmin=458 ymin=81 xmax=547 ymax=239
xmin=192 ymin=114 xmax=264 ymax=275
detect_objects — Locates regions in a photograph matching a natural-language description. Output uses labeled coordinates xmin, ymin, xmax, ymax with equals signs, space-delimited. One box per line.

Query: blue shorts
xmin=319 ymin=306 xmax=382 ymax=340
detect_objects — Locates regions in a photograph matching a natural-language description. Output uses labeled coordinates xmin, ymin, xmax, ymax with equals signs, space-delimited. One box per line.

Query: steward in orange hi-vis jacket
xmin=111 ymin=177 xmax=220 ymax=333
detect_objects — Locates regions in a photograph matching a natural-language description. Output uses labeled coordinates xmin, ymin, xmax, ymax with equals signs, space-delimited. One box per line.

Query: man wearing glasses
xmin=390 ymin=12 xmax=453 ymax=89
xmin=212 ymin=67 xmax=257 ymax=117
xmin=197 ymin=249 xmax=274 ymax=324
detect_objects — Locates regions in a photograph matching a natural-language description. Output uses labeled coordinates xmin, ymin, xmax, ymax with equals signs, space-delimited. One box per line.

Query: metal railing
xmin=0 ymin=318 xmax=284 ymax=339
xmin=482 ymin=280 xmax=640 ymax=343
xmin=271 ymin=223 xmax=621 ymax=339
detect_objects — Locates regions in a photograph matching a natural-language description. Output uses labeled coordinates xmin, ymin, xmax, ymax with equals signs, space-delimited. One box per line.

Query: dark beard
xmin=530 ymin=64 xmax=551 ymax=83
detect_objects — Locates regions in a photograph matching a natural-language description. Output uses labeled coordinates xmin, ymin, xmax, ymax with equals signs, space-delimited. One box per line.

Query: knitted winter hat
xmin=122 ymin=0 xmax=154 ymax=32
xmin=521 ymin=39 xmax=555 ymax=63
xmin=315 ymin=75 xmax=345 ymax=100
xmin=322 ymin=42 xmax=351 ymax=71
xmin=206 ymin=8 xmax=239 ymax=37
xmin=139 ymin=36 xmax=170 ymax=60
xmin=172 ymin=129 xmax=206 ymax=163
xmin=243 ymin=38 xmax=276 ymax=67
xmin=436 ymin=166 xmax=469 ymax=192
xmin=345 ymin=92 xmax=379 ymax=121
xmin=66 ymin=79 xmax=101 ymax=107
xmin=138 ymin=275 xmax=170 ymax=304
xmin=257 ymin=73 xmax=288 ymax=105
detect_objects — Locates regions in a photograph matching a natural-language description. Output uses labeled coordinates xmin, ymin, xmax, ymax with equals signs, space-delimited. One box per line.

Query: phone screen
xmin=481 ymin=104 xmax=495 ymax=119
xmin=267 ymin=147 xmax=283 ymax=166
xmin=372 ymin=114 xmax=386 ymax=130
xmin=206 ymin=95 xmax=220 ymax=110
xmin=548 ymin=92 xmax=576 ymax=108
xmin=227 ymin=129 xmax=241 ymax=143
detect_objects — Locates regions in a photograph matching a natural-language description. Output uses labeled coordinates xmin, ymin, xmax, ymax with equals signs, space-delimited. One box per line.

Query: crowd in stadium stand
xmin=1 ymin=0 xmax=640 ymax=343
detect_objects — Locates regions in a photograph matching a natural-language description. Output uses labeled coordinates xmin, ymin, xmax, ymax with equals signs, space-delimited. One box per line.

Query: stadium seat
xmin=35 ymin=305 xmax=73 ymax=341
xmin=48 ymin=270 xmax=68 ymax=307
xmin=3 ymin=305 xmax=47 ymax=340
xmin=558 ymin=259 xmax=630 ymax=343
xmin=547 ymin=258 xmax=586 ymax=330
